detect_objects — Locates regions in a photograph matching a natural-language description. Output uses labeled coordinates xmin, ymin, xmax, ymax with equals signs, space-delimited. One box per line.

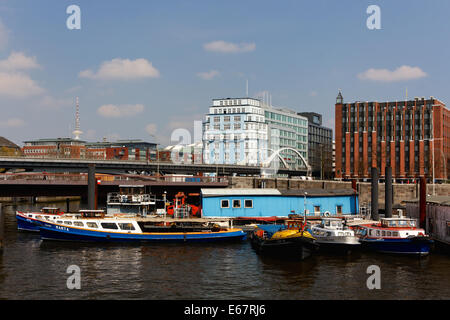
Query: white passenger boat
xmin=35 ymin=210 xmax=246 ymax=243
xmin=309 ymin=218 xmax=361 ymax=253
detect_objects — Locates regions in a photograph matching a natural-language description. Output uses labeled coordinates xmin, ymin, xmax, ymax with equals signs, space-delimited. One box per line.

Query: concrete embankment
xmin=0 ymin=196 xmax=81 ymax=203
xmin=228 ymin=176 xmax=450 ymax=208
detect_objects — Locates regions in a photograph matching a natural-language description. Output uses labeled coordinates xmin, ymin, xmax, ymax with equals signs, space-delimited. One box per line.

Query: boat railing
xmin=107 ymin=192 xmax=156 ymax=204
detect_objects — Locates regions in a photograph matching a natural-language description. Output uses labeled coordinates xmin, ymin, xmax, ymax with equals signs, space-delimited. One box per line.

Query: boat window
xmin=399 ymin=220 xmax=407 ymax=226
xmin=314 ymin=206 xmax=321 ymax=214
xmin=387 ymin=231 xmax=391 ymax=237
xmin=101 ymin=222 xmax=119 ymax=230
xmin=393 ymin=231 xmax=399 ymax=237
xmin=376 ymin=230 xmax=381 ymax=236
xmin=338 ymin=232 xmax=344 ymax=236
xmin=221 ymin=200 xmax=229 ymax=208
xmin=336 ymin=205 xmax=343 ymax=214
xmin=73 ymin=222 xmax=84 ymax=227
xmin=87 ymin=222 xmax=98 ymax=228
xmin=232 ymin=199 xmax=241 ymax=208
xmin=119 ymin=223 xmax=135 ymax=231
xmin=410 ymin=220 xmax=416 ymax=227
xmin=64 ymin=221 xmax=72 ymax=226
xmin=28 ymin=214 xmax=33 ymax=218
xmin=56 ymin=220 xmax=63 ymax=224
xmin=244 ymin=199 xmax=253 ymax=208
xmin=382 ymin=231 xmax=386 ymax=236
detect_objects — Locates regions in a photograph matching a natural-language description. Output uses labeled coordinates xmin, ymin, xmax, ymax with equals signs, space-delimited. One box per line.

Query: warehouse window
xmin=221 ymin=200 xmax=229 ymax=208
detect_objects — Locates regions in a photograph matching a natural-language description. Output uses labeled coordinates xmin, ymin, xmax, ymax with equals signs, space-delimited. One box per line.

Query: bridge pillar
xmin=88 ymin=164 xmax=96 ymax=210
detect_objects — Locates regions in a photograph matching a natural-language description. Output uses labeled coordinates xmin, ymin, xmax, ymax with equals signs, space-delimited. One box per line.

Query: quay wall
xmin=228 ymin=177 xmax=450 ymax=207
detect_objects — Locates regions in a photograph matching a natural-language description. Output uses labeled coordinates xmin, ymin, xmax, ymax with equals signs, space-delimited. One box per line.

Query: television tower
xmin=72 ymin=97 xmax=83 ymax=140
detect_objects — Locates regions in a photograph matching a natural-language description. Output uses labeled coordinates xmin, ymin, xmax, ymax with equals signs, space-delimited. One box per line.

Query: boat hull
xmin=250 ymin=234 xmax=318 ymax=260
xmin=360 ymin=237 xmax=433 ymax=256
xmin=315 ymin=236 xmax=361 ymax=254
xmin=16 ymin=213 xmax=40 ymax=232
xmin=38 ymin=222 xmax=246 ymax=243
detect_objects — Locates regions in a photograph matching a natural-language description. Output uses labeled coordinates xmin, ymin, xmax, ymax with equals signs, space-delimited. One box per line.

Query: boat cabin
xmin=380 ymin=218 xmax=417 ymax=228
xmin=40 ymin=207 xmax=60 ymax=215
xmin=320 ymin=218 xmax=345 ymax=230
xmin=79 ymin=210 xmax=105 ymax=218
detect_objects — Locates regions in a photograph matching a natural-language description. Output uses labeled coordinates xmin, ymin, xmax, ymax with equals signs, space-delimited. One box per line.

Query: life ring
xmin=323 ymin=211 xmax=331 ymax=217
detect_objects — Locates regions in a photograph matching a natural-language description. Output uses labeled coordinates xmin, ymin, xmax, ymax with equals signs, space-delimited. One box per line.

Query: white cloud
xmin=0 ymin=52 xmax=40 ymax=71
xmin=358 ymin=65 xmax=427 ymax=82
xmin=196 ymin=70 xmax=220 ymax=80
xmin=79 ymin=58 xmax=160 ymax=80
xmin=0 ymin=118 xmax=25 ymax=128
xmin=97 ymin=104 xmax=145 ymax=118
xmin=37 ymin=95 xmax=73 ymax=110
xmin=203 ymin=40 xmax=256 ymax=53
xmin=0 ymin=71 xmax=44 ymax=97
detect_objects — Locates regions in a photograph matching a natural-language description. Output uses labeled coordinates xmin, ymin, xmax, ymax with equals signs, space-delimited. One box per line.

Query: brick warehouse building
xmin=335 ymin=91 xmax=450 ymax=181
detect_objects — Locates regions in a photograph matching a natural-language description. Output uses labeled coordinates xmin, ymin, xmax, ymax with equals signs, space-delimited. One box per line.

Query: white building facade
xmin=203 ymin=98 xmax=268 ymax=166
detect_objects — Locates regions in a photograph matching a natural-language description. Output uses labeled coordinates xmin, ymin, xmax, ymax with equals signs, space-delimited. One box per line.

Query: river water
xmin=0 ymin=202 xmax=449 ymax=300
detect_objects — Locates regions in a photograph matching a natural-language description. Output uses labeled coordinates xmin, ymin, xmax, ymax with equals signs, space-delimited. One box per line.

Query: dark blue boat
xmin=356 ymin=218 xmax=433 ymax=256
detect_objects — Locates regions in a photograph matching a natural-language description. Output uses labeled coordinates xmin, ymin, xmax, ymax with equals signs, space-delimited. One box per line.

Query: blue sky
xmin=1 ymin=0 xmax=449 ymax=146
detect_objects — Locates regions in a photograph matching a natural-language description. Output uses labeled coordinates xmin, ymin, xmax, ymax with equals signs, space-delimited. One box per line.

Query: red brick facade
xmin=335 ymin=96 xmax=450 ymax=181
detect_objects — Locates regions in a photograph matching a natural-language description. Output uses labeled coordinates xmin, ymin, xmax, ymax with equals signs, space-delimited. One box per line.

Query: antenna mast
xmin=72 ymin=97 xmax=83 ymax=140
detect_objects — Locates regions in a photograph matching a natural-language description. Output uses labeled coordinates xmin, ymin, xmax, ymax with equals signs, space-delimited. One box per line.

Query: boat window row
xmin=220 ymin=199 xmax=253 ymax=209
xmin=56 ymin=221 xmax=135 ymax=231
xmin=368 ymin=229 xmax=399 ymax=237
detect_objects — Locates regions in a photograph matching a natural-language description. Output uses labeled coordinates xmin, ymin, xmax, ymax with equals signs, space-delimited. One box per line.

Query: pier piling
xmin=371 ymin=167 xmax=379 ymax=221
xmin=0 ymin=203 xmax=4 ymax=250
xmin=419 ymin=176 xmax=427 ymax=229
xmin=88 ymin=164 xmax=96 ymax=210
xmin=385 ymin=166 xmax=393 ymax=218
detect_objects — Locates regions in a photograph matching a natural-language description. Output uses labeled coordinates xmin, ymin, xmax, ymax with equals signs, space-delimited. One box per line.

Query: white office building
xmin=203 ymin=98 xmax=268 ymax=166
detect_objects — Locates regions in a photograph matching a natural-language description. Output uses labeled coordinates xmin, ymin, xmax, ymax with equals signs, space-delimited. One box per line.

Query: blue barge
xmin=200 ymin=188 xmax=359 ymax=218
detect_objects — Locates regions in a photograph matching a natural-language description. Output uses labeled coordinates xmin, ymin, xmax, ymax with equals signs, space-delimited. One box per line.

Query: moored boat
xmin=309 ymin=218 xmax=360 ymax=254
xmin=34 ymin=210 xmax=247 ymax=243
xmin=16 ymin=207 xmax=65 ymax=232
xmin=355 ymin=217 xmax=433 ymax=256
xmin=250 ymin=220 xmax=319 ymax=260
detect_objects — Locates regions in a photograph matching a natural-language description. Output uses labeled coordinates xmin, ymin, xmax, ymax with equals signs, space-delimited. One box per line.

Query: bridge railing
xmin=0 ymin=172 xmax=228 ymax=184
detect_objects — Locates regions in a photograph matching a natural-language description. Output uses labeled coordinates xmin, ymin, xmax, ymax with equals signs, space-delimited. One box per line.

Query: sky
xmin=1 ymin=0 xmax=450 ymax=147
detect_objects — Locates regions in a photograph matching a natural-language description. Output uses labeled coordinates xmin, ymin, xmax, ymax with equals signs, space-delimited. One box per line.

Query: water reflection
xmin=0 ymin=202 xmax=449 ymax=299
